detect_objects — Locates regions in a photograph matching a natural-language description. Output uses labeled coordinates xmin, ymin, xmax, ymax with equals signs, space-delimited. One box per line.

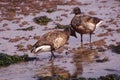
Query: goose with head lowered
xmin=31 ymin=27 xmax=76 ymax=60
xmin=71 ymin=7 xmax=104 ymax=49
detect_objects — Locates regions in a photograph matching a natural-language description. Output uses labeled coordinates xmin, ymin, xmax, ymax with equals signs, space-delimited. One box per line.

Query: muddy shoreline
xmin=0 ymin=0 xmax=120 ymax=80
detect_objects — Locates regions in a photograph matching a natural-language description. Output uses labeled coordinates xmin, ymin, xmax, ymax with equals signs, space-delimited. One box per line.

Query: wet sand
xmin=0 ymin=0 xmax=120 ymax=80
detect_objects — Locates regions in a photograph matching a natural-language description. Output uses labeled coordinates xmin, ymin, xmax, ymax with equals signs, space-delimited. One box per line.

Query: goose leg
xmin=49 ymin=50 xmax=56 ymax=61
xmin=90 ymin=33 xmax=92 ymax=49
xmin=80 ymin=34 xmax=83 ymax=47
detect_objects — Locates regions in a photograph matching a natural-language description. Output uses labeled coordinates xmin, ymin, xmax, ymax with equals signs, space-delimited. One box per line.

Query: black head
xmin=72 ymin=7 xmax=81 ymax=15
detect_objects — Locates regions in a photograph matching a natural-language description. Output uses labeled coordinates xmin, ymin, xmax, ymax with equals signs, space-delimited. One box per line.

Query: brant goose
xmin=31 ymin=27 xmax=76 ymax=60
xmin=71 ymin=7 xmax=103 ymax=48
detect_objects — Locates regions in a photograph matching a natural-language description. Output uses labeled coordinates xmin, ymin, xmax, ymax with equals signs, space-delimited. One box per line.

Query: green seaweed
xmin=54 ymin=24 xmax=70 ymax=29
xmin=78 ymin=77 xmax=86 ymax=80
xmin=16 ymin=26 xmax=35 ymax=31
xmin=98 ymin=74 xmax=120 ymax=80
xmin=37 ymin=74 xmax=120 ymax=80
xmin=37 ymin=75 xmax=66 ymax=80
xmin=33 ymin=16 xmax=52 ymax=25
xmin=0 ymin=53 xmax=37 ymax=67
xmin=46 ymin=9 xmax=55 ymax=13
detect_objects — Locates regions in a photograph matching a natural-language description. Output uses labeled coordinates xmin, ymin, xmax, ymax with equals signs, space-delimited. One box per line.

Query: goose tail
xmin=31 ymin=45 xmax=51 ymax=54
xmin=96 ymin=19 xmax=104 ymax=29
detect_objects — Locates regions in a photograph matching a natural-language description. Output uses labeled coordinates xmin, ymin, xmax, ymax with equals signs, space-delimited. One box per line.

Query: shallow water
xmin=0 ymin=0 xmax=120 ymax=80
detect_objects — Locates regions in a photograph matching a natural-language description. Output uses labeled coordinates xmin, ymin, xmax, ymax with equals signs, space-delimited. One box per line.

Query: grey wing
xmin=81 ymin=16 xmax=95 ymax=31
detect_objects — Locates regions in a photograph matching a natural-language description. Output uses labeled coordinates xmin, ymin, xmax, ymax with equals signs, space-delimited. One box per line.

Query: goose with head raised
xmin=71 ymin=7 xmax=103 ymax=49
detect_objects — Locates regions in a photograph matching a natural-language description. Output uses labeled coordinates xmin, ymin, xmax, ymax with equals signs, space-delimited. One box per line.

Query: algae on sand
xmin=16 ymin=26 xmax=35 ymax=31
xmin=36 ymin=74 xmax=120 ymax=80
xmin=33 ymin=16 xmax=52 ymax=25
xmin=0 ymin=53 xmax=37 ymax=67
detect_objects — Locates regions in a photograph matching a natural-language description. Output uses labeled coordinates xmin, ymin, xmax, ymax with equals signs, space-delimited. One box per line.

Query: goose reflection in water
xmin=34 ymin=47 xmax=98 ymax=79
xmin=72 ymin=47 xmax=98 ymax=78
xmin=35 ymin=59 xmax=71 ymax=78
